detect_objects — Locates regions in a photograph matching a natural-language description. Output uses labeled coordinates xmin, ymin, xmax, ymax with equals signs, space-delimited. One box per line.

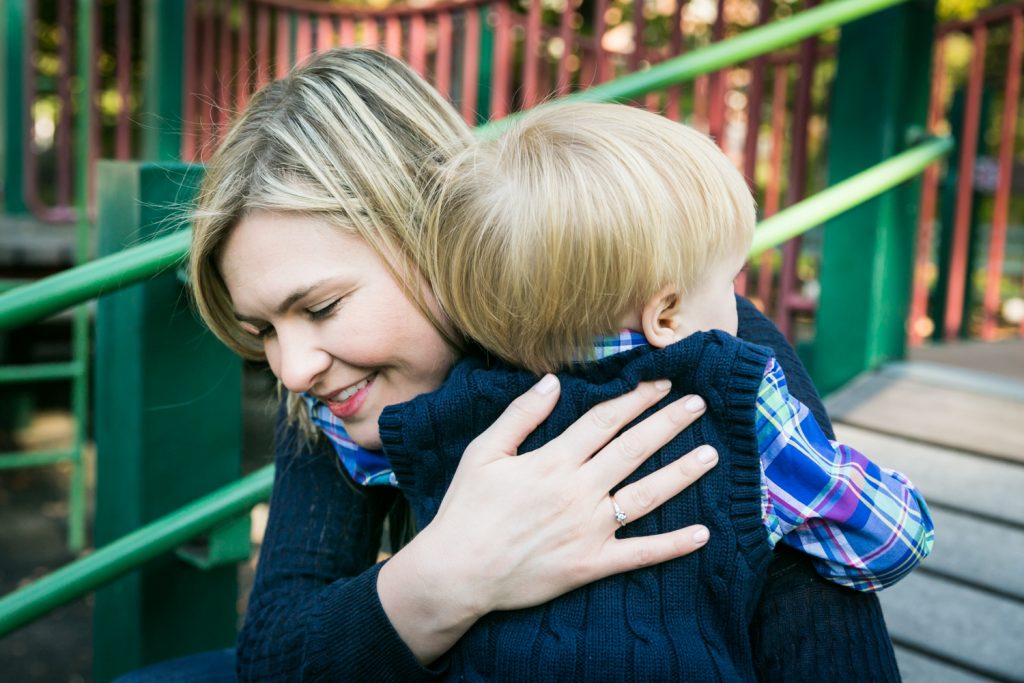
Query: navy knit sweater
xmin=234 ymin=297 xmax=900 ymax=682
xmin=379 ymin=331 xmax=774 ymax=681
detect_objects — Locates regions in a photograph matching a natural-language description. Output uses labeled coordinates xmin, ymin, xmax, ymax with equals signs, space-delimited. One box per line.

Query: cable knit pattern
xmin=380 ymin=331 xmax=776 ymax=682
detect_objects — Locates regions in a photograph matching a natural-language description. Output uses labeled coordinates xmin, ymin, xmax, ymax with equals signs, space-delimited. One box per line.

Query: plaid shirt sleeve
xmin=757 ymin=358 xmax=935 ymax=591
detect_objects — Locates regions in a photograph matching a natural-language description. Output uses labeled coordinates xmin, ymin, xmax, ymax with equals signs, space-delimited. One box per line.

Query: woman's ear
xmin=641 ymin=285 xmax=684 ymax=349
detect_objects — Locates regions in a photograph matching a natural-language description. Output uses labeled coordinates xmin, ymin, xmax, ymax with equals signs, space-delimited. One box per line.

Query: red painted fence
xmin=13 ymin=0 xmax=1024 ymax=343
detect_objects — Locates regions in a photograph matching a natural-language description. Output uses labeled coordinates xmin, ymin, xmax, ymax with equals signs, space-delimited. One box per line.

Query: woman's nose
xmin=271 ymin=326 xmax=332 ymax=394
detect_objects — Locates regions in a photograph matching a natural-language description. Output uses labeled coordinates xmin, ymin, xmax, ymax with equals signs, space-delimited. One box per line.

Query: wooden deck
xmin=825 ymin=340 xmax=1024 ymax=683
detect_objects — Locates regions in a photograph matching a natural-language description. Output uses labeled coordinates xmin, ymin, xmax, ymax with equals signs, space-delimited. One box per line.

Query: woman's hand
xmin=379 ymin=376 xmax=717 ymax=664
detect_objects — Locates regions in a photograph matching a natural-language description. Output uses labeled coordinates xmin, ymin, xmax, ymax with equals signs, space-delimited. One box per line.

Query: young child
xmin=308 ymin=101 xmax=933 ymax=679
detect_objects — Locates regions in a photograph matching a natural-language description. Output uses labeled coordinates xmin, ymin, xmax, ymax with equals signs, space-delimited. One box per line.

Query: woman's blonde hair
xmin=188 ymin=48 xmax=472 ymax=428
xmin=424 ymin=101 xmax=756 ymax=375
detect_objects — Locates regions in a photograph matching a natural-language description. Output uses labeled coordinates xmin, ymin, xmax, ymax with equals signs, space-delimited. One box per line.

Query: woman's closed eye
xmin=308 ymin=297 xmax=342 ymax=320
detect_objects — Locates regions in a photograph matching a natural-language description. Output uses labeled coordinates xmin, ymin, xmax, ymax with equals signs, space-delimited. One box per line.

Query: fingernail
xmin=533 ymin=374 xmax=559 ymax=395
xmin=693 ymin=527 xmax=710 ymax=543
xmin=698 ymin=446 xmax=717 ymax=464
xmin=654 ymin=379 xmax=672 ymax=392
xmin=685 ymin=395 xmax=705 ymax=412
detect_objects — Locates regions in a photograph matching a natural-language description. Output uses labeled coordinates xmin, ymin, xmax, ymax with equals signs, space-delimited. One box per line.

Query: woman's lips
xmin=324 ymin=375 xmax=374 ymax=419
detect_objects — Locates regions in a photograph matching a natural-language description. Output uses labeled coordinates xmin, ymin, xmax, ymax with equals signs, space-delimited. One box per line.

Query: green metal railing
xmin=0 ymin=0 xmax=945 ymax=641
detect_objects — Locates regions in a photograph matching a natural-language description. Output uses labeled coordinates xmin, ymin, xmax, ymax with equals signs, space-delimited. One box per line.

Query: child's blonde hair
xmin=188 ymin=48 xmax=472 ymax=429
xmin=424 ymin=102 xmax=756 ymax=375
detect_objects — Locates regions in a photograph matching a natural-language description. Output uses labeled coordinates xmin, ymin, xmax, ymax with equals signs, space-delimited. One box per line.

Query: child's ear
xmin=641 ymin=285 xmax=685 ymax=349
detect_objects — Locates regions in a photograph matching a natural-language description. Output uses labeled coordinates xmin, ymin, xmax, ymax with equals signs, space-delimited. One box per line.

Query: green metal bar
xmin=0 ymin=465 xmax=274 ymax=638
xmin=2 ymin=0 xmax=28 ymax=213
xmin=749 ymin=137 xmax=954 ymax=258
xmin=479 ymin=0 xmax=913 ymax=136
xmin=0 ymin=450 xmax=76 ymax=469
xmin=0 ymin=229 xmax=191 ymax=331
xmin=0 ymin=362 xmax=84 ymax=383
xmin=141 ymin=0 xmax=186 ymax=161
xmin=69 ymin=0 xmax=95 ymax=554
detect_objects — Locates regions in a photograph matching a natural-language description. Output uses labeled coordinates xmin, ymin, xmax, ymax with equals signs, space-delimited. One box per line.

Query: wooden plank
xmin=894 ymin=646 xmax=1000 ymax=683
xmin=881 ymin=573 xmax=1024 ymax=681
xmin=922 ymin=506 xmax=1024 ymax=600
xmin=827 ymin=375 xmax=1024 ymax=463
xmin=832 ymin=425 xmax=1024 ymax=526
xmin=910 ymin=340 xmax=1024 ymax=383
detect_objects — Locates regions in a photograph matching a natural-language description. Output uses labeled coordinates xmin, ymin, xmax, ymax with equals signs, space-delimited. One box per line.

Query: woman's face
xmin=219 ymin=211 xmax=458 ymax=450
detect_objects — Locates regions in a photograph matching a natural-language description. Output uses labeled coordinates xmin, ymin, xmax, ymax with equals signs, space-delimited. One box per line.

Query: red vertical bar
xmin=436 ymin=12 xmax=453 ymax=98
xmin=363 ymin=18 xmax=379 ymax=48
xmin=202 ymin=1 xmax=218 ymax=154
xmin=741 ymin=0 xmax=772 ymax=182
xmin=944 ymin=25 xmax=987 ymax=340
xmin=909 ymin=37 xmax=946 ymax=346
xmin=665 ymin=0 xmax=686 ymax=121
xmin=693 ymin=75 xmax=708 ymax=130
xmin=981 ymin=11 xmax=1022 ymax=340
xmin=256 ymin=3 xmax=272 ymax=89
xmin=236 ymin=0 xmax=252 ymax=113
xmin=461 ymin=7 xmax=481 ymax=124
xmin=340 ymin=17 xmax=355 ymax=45
xmin=409 ymin=13 xmax=428 ymax=76
xmin=522 ymin=0 xmax=542 ymax=107
xmin=182 ymin=0 xmax=199 ymax=161
xmin=757 ymin=65 xmax=788 ymax=310
xmin=491 ymin=2 xmax=513 ymax=118
xmin=556 ymin=0 xmax=574 ymax=96
xmin=116 ymin=0 xmax=132 ymax=159
xmin=218 ymin=0 xmax=235 ymax=133
xmin=276 ymin=11 xmax=291 ymax=78
xmin=594 ymin=0 xmax=610 ymax=84
xmin=628 ymin=0 xmax=645 ymax=73
xmin=56 ymin=0 xmax=74 ymax=207
xmin=777 ymin=0 xmax=817 ymax=339
xmin=316 ymin=14 xmax=334 ymax=53
xmin=910 ymin=35 xmax=947 ymax=345
xmin=295 ymin=13 xmax=313 ymax=65
xmin=708 ymin=0 xmax=727 ymax=147
xmin=385 ymin=16 xmax=402 ymax=58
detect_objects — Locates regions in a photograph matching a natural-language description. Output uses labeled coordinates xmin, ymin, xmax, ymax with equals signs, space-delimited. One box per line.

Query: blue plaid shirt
xmin=305 ymin=331 xmax=933 ymax=591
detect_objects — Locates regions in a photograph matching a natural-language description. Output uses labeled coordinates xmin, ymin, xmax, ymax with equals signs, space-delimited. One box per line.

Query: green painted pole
xmin=92 ymin=162 xmax=243 ymax=682
xmin=3 ymin=0 xmax=28 ymax=213
xmin=141 ymin=0 xmax=186 ymax=161
xmin=68 ymin=0 xmax=98 ymax=554
xmin=479 ymin=0 xmax=913 ymax=136
xmin=0 ymin=465 xmax=273 ymax=638
xmin=813 ymin=0 xmax=938 ymax=396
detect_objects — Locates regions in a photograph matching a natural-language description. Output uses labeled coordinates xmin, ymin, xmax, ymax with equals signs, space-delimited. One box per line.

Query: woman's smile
xmin=321 ymin=374 xmax=375 ymax=419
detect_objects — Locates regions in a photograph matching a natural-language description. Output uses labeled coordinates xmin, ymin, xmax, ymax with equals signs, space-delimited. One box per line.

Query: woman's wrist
xmin=377 ymin=525 xmax=488 ymax=664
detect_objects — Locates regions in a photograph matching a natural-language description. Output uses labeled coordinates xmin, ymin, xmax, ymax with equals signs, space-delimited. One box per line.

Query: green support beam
xmin=141 ymin=0 xmax=186 ymax=161
xmin=3 ymin=0 xmax=28 ymax=213
xmin=92 ymin=162 xmax=242 ymax=682
xmin=813 ymin=0 xmax=938 ymax=395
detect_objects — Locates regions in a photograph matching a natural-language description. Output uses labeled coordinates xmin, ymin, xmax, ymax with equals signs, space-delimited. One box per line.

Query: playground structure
xmin=0 ymin=0 xmax=1023 ymax=680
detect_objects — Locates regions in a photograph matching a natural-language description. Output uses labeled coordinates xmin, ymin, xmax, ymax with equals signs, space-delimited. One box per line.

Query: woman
xmin=136 ymin=48 xmax=898 ymax=681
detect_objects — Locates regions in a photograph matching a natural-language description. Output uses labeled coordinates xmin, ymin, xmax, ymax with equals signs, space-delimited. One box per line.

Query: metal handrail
xmin=0 ymin=0 xmax=912 ymax=332
xmin=0 ymin=134 xmax=954 ymax=636
xmin=750 ymin=136 xmax=954 ymax=257
xmin=0 ymin=465 xmax=274 ymax=637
